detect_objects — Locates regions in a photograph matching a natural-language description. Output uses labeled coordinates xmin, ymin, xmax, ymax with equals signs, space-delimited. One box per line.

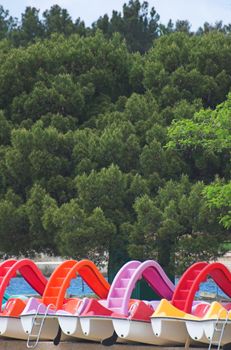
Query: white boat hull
xmin=186 ymin=320 xmax=209 ymax=344
xmin=21 ymin=314 xmax=69 ymax=341
xmin=204 ymin=320 xmax=231 ymax=345
xmin=113 ymin=318 xmax=179 ymax=345
xmin=152 ymin=318 xmax=190 ymax=344
xmin=0 ymin=317 xmax=27 ymax=340
xmin=58 ymin=315 xmax=86 ymax=339
xmin=80 ymin=317 xmax=116 ymax=342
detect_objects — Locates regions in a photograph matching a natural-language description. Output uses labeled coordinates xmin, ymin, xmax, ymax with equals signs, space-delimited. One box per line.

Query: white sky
xmin=1 ymin=0 xmax=231 ymax=30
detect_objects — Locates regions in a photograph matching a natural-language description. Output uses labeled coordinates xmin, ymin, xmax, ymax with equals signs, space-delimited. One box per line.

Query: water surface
xmin=6 ymin=276 xmax=228 ymax=299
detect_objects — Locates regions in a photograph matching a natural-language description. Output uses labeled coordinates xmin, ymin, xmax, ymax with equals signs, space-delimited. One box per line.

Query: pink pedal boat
xmin=57 ymin=260 xmax=175 ymax=345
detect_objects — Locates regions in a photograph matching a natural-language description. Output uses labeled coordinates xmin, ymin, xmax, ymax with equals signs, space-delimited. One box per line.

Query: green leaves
xmin=167 ymin=94 xmax=231 ymax=180
xmin=129 ymin=177 xmax=229 ymax=274
xmin=50 ymin=199 xmax=115 ymax=262
xmin=93 ymin=0 xmax=160 ymax=53
xmin=144 ymin=31 xmax=231 ymax=108
xmin=204 ymin=181 xmax=231 ymax=229
xmin=12 ymin=74 xmax=84 ymax=123
xmin=167 ymin=104 xmax=231 ymax=151
xmin=26 ymin=184 xmax=58 ymax=253
xmin=76 ymin=164 xmax=127 ymax=218
xmin=0 ymin=8 xmax=230 ymax=275
xmin=0 ymin=111 xmax=11 ymax=145
xmin=0 ymin=190 xmax=29 ymax=255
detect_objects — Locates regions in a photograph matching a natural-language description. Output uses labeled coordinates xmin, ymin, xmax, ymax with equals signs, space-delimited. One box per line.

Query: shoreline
xmin=34 ymin=252 xmax=231 ymax=277
xmin=36 ymin=261 xmax=107 ymax=276
xmin=2 ymin=252 xmax=231 ymax=277
xmin=0 ymin=339 xmax=207 ymax=350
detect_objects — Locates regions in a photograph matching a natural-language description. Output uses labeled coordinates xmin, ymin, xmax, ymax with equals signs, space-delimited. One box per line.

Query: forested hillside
xmin=0 ymin=0 xmax=230 ymax=275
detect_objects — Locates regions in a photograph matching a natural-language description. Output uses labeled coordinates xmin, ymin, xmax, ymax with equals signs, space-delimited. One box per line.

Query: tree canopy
xmin=0 ymin=1 xmax=230 ymax=274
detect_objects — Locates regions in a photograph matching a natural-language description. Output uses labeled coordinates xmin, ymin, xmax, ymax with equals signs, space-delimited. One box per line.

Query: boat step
xmin=118 ymin=278 xmax=130 ymax=287
xmin=173 ymin=300 xmax=186 ymax=310
xmin=178 ymin=289 xmax=190 ymax=298
xmin=108 ymin=298 xmax=123 ymax=308
xmin=125 ymin=268 xmax=136 ymax=277
xmin=55 ymin=268 xmax=71 ymax=277
xmin=186 ymin=279 xmax=194 ymax=287
xmin=112 ymin=288 xmax=126 ymax=297
xmin=27 ymin=304 xmax=51 ymax=348
xmin=51 ymin=278 xmax=65 ymax=286
xmin=192 ymin=269 xmax=202 ymax=276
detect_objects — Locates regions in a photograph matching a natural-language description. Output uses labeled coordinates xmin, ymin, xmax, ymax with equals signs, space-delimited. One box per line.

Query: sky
xmin=1 ymin=0 xmax=231 ymax=30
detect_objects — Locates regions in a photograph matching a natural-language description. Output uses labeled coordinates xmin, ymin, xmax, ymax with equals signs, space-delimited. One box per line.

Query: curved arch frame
xmin=120 ymin=260 xmax=175 ymax=315
xmin=106 ymin=260 xmax=141 ymax=308
xmin=41 ymin=259 xmax=77 ymax=305
xmin=42 ymin=259 xmax=110 ymax=310
xmin=172 ymin=261 xmax=208 ymax=305
xmin=184 ymin=262 xmax=231 ymax=313
xmin=0 ymin=258 xmax=47 ymax=312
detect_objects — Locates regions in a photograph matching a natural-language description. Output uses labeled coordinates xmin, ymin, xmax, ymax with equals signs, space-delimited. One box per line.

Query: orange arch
xmin=42 ymin=259 xmax=110 ymax=310
xmin=0 ymin=258 xmax=47 ymax=312
xmin=41 ymin=260 xmax=77 ymax=306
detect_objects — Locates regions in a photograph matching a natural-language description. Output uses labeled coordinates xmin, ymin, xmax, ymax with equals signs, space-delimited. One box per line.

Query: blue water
xmin=5 ymin=276 xmax=229 ymax=299
xmin=175 ymin=278 xmax=228 ymax=298
xmin=6 ymin=276 xmax=93 ymax=297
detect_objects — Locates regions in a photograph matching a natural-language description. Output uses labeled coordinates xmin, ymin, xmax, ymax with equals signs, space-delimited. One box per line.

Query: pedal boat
xmin=56 ymin=297 xmax=98 ymax=341
xmin=186 ymin=301 xmax=231 ymax=346
xmin=151 ymin=299 xmax=211 ymax=345
xmin=0 ymin=298 xmax=29 ymax=340
xmin=69 ymin=298 xmax=130 ymax=343
xmin=112 ymin=299 xmax=182 ymax=345
xmin=20 ymin=297 xmax=75 ymax=341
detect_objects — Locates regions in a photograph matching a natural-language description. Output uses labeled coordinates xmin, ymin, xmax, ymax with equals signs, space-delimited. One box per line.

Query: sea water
xmin=6 ymin=276 xmax=227 ymax=299
xmin=6 ymin=276 xmax=92 ymax=297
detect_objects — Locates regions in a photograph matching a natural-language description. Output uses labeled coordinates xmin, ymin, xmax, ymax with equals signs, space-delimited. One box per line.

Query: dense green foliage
xmin=0 ymin=1 xmax=230 ymax=274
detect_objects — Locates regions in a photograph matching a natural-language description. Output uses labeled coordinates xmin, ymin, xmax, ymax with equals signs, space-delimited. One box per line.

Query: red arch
xmin=172 ymin=262 xmax=231 ymax=313
xmin=42 ymin=259 xmax=110 ymax=310
xmin=172 ymin=261 xmax=208 ymax=311
xmin=0 ymin=259 xmax=17 ymax=276
xmin=0 ymin=258 xmax=47 ymax=312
